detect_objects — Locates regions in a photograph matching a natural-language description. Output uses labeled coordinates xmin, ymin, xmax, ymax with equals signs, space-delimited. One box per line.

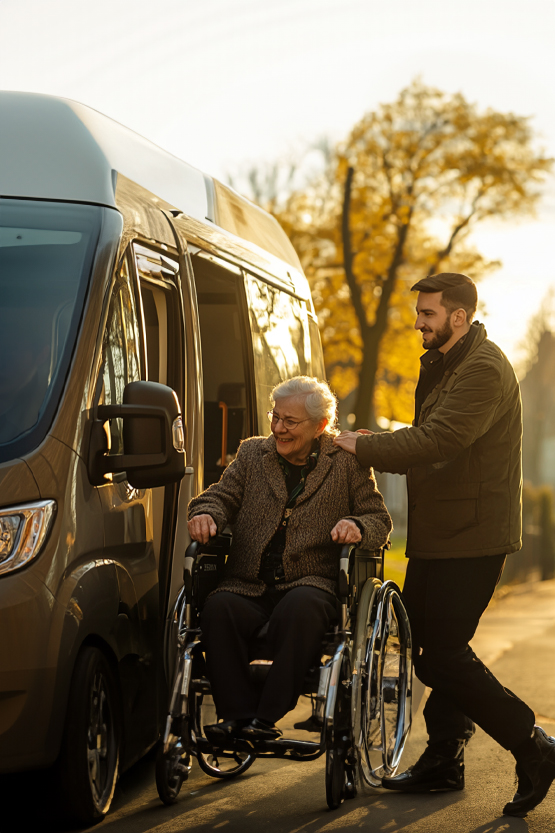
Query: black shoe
xmin=204 ymin=718 xmax=251 ymax=742
xmin=503 ymin=726 xmax=555 ymax=817
xmin=242 ymin=718 xmax=283 ymax=741
xmin=381 ymin=740 xmax=465 ymax=793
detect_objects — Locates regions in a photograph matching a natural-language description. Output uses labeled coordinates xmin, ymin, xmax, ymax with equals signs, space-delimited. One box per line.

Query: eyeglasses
xmin=267 ymin=410 xmax=312 ymax=431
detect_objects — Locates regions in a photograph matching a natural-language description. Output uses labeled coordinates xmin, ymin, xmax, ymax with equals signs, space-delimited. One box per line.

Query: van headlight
xmin=0 ymin=500 xmax=56 ymax=576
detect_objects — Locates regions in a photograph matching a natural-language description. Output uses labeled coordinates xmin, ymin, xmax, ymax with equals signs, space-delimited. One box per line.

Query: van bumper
xmin=0 ymin=570 xmax=61 ymax=772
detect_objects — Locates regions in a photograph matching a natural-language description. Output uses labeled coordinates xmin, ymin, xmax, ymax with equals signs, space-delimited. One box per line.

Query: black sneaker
xmin=242 ymin=718 xmax=283 ymax=741
xmin=204 ymin=718 xmax=251 ymax=742
xmin=381 ymin=740 xmax=465 ymax=793
xmin=503 ymin=727 xmax=555 ymax=817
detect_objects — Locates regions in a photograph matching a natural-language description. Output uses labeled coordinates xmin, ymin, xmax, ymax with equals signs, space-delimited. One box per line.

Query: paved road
xmin=5 ymin=581 xmax=555 ymax=833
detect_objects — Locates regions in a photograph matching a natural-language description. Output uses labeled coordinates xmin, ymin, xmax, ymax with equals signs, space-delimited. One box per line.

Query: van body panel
xmin=0 ymin=459 xmax=40 ymax=505
xmin=115 ymin=175 xmax=177 ymax=251
xmin=0 ymin=569 xmax=58 ymax=771
xmin=1 ymin=436 xmax=159 ymax=771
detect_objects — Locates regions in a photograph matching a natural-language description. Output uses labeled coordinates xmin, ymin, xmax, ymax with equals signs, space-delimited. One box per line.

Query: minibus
xmin=0 ymin=91 xmax=325 ymax=823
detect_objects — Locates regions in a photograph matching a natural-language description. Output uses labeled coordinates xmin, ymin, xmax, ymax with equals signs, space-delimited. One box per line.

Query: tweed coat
xmin=356 ymin=322 xmax=522 ymax=560
xmin=188 ymin=432 xmax=392 ymax=597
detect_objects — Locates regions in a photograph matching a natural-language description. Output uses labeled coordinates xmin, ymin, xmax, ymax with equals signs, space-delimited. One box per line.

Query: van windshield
xmin=0 ymin=199 xmax=102 ymax=456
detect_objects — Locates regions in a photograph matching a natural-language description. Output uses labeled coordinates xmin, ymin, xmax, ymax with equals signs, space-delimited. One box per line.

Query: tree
xmin=519 ymin=291 xmax=555 ymax=485
xmin=277 ymin=80 xmax=552 ymax=427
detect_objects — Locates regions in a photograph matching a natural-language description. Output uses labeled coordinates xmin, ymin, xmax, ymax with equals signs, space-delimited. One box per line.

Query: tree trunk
xmin=341 ymin=167 xmax=410 ymax=428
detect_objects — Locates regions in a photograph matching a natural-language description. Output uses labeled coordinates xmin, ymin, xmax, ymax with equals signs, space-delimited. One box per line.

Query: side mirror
xmin=88 ymin=381 xmax=186 ymax=488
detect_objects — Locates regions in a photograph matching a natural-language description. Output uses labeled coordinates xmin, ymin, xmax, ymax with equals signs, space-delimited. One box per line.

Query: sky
xmin=2 ymin=0 xmax=555 ymax=368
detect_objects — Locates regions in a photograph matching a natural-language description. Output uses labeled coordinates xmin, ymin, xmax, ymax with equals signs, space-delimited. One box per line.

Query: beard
xmin=422 ymin=318 xmax=454 ymax=350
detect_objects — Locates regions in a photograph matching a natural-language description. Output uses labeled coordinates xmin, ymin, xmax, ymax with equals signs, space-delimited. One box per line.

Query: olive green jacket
xmin=188 ymin=433 xmax=392 ymax=596
xmin=356 ymin=323 xmax=522 ymax=559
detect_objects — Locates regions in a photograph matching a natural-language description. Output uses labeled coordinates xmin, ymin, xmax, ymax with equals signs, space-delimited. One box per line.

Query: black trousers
xmin=200 ymin=585 xmax=338 ymax=724
xmin=403 ymin=554 xmax=536 ymax=751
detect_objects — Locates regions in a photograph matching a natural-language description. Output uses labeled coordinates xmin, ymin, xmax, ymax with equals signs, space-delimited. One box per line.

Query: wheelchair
xmin=155 ymin=534 xmax=414 ymax=810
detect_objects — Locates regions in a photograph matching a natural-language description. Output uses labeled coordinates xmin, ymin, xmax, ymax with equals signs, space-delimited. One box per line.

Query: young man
xmin=334 ymin=272 xmax=555 ymax=818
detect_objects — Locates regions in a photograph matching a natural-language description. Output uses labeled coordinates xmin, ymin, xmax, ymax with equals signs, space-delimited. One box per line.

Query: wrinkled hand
xmin=188 ymin=514 xmax=217 ymax=544
xmin=330 ymin=519 xmax=362 ymax=545
xmin=333 ymin=429 xmax=372 ymax=454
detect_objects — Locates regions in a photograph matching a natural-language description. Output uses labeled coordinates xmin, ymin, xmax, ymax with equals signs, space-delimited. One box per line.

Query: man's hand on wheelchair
xmin=330 ymin=519 xmax=362 ymax=545
xmin=188 ymin=514 xmax=217 ymax=544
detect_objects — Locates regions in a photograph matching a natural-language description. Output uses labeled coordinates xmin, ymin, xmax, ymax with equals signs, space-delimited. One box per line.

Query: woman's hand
xmin=188 ymin=514 xmax=217 ymax=544
xmin=330 ymin=519 xmax=362 ymax=545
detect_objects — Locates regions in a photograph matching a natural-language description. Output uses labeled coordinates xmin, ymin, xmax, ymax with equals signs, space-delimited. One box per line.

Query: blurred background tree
xmin=230 ymin=79 xmax=552 ymax=428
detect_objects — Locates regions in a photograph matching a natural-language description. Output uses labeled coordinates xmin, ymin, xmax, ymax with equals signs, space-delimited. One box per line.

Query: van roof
xmin=0 ymin=91 xmax=302 ymax=272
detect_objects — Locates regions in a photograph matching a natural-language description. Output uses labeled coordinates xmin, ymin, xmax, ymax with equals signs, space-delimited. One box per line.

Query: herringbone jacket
xmin=188 ymin=433 xmax=392 ymax=597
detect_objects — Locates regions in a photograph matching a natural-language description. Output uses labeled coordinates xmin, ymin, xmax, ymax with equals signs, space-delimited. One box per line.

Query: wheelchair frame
xmin=155 ymin=535 xmax=414 ymax=810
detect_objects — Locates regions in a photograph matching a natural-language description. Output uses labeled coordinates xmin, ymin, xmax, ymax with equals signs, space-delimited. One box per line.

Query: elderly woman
xmin=187 ymin=376 xmax=391 ymax=742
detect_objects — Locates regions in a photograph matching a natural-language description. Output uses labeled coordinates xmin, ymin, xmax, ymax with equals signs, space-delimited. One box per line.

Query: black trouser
xmin=403 ymin=554 xmax=536 ymax=751
xmin=200 ymin=585 xmax=338 ymax=724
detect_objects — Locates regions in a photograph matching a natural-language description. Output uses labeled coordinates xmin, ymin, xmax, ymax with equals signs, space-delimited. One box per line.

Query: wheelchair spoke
xmin=353 ymin=581 xmax=413 ymax=787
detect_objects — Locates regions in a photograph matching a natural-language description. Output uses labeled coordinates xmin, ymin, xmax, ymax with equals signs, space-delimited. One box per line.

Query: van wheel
xmin=57 ymin=647 xmax=120 ymax=825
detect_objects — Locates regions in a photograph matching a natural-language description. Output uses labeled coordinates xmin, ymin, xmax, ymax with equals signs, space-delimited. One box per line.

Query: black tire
xmin=325 ymin=651 xmax=352 ymax=810
xmin=155 ymin=741 xmax=191 ymax=804
xmin=194 ymin=692 xmax=256 ymax=779
xmin=57 ymin=646 xmax=120 ymax=825
xmin=325 ymin=746 xmax=346 ymax=809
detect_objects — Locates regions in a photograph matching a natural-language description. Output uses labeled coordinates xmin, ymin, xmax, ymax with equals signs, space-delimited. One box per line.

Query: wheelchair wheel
xmin=155 ymin=740 xmax=191 ymax=804
xmin=352 ymin=580 xmax=412 ymax=787
xmin=194 ymin=692 xmax=256 ymax=779
xmin=325 ymin=648 xmax=355 ymax=809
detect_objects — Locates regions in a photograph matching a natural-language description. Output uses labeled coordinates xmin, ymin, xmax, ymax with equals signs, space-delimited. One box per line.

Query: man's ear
xmin=452 ymin=308 xmax=468 ymax=328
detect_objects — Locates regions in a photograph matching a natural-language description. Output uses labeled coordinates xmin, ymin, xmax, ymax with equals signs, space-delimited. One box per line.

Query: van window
xmin=244 ymin=274 xmax=310 ymax=431
xmin=100 ymin=257 xmax=142 ymax=458
xmin=134 ymin=244 xmax=181 ymax=390
xmin=192 ymin=254 xmax=252 ymax=487
xmin=0 ymin=199 xmax=102 ymax=461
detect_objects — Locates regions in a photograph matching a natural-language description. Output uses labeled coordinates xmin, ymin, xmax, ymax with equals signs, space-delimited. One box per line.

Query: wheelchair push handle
xmin=338 ymin=544 xmax=355 ymax=600
xmin=337 ymin=542 xmax=388 ymax=600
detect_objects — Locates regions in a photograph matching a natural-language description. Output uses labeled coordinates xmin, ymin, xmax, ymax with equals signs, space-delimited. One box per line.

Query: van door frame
xmin=128 ymin=239 xmax=187 ymax=633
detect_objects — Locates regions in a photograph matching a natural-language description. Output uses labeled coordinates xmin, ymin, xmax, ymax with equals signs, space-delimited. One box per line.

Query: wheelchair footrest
xmin=196 ymin=733 xmax=322 ymax=760
xmin=257 ymin=738 xmax=322 ymax=757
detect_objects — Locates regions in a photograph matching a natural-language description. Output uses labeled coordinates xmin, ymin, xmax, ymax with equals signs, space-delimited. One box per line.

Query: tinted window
xmin=0 ymin=199 xmax=102 ymax=459
xmin=244 ymin=274 xmax=310 ymax=430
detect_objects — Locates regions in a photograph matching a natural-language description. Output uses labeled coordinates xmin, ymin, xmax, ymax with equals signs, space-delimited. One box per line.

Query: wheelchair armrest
xmin=183 ymin=533 xmax=232 ymax=595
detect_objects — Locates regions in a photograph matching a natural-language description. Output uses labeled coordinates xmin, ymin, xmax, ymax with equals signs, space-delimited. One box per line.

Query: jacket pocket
xmin=433 ymin=483 xmax=480 ymax=533
xmin=415 ymin=483 xmax=480 ymax=536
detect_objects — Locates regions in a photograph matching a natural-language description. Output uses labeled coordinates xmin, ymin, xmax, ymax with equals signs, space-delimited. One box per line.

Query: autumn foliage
xmin=245 ymin=81 xmax=553 ymax=427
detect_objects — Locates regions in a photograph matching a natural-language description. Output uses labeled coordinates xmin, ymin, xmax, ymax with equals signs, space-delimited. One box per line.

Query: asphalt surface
xmin=4 ymin=580 xmax=555 ymax=833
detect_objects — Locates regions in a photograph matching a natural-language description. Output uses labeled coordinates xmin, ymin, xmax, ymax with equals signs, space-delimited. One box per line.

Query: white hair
xmin=271 ymin=376 xmax=338 ymax=434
